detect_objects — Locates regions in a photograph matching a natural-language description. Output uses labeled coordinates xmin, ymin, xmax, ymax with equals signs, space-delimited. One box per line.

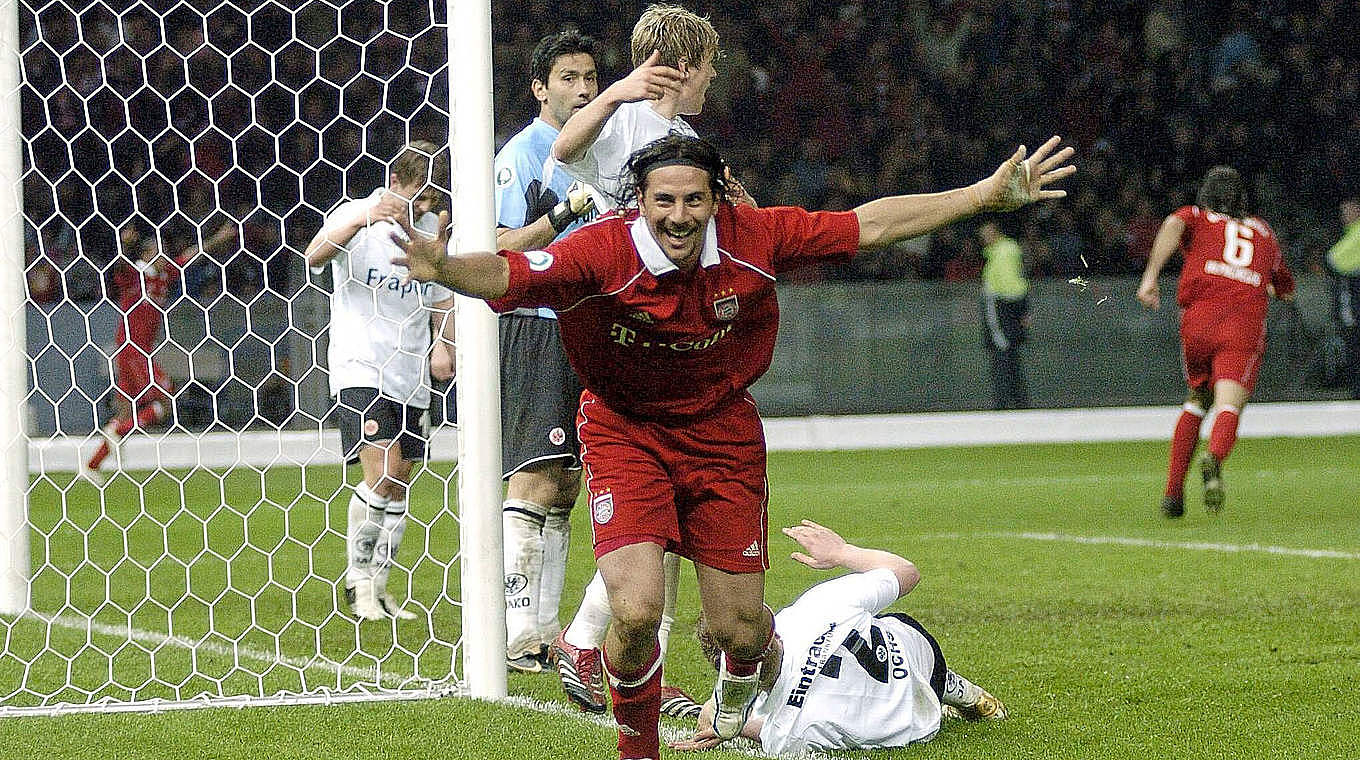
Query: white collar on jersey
xmin=629 ymin=215 xmax=720 ymax=275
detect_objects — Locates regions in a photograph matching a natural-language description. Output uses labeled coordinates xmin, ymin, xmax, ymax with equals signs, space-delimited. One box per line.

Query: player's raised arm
xmin=782 ymin=520 xmax=920 ymax=599
xmin=1137 ymin=213 xmax=1188 ymax=309
xmin=552 ymin=50 xmax=682 ymax=165
xmin=304 ymin=191 xmax=409 ymax=268
xmin=854 ymin=136 xmax=1075 ymax=250
xmin=389 ymin=210 xmax=509 ymax=301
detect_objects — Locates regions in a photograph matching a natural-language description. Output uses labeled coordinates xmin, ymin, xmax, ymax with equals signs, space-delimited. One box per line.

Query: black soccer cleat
xmin=1160 ymin=494 xmax=1185 ymax=519
xmin=1200 ymin=452 xmax=1224 ymax=513
xmin=660 ymin=685 xmax=703 ymax=721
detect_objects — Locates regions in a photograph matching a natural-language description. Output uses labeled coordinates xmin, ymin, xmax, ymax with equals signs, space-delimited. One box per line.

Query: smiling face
xmin=534 ymin=52 xmax=598 ymax=129
xmin=637 ymin=164 xmax=717 ymax=271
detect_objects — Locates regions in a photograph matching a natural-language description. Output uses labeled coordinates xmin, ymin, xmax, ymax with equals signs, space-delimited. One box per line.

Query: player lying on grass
xmin=669 ymin=520 xmax=1006 ymax=755
xmin=391 ymin=133 xmax=1071 ymax=760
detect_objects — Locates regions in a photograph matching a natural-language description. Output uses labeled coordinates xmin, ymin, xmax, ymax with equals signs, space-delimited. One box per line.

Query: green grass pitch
xmin=2 ymin=435 xmax=1357 ymax=759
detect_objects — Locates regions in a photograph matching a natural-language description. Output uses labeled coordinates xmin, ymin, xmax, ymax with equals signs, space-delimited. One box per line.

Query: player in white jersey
xmin=670 ymin=520 xmax=1007 ymax=755
xmin=302 ymin=141 xmax=455 ymax=621
xmin=549 ymin=4 xmax=702 ymax=209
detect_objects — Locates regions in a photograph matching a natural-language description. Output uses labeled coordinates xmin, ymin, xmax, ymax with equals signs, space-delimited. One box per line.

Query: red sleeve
xmin=1263 ymin=225 xmax=1295 ymax=297
xmin=485 ymin=222 xmax=612 ymax=314
xmin=761 ymin=207 xmax=861 ymax=272
xmin=1171 ymin=205 xmax=1198 ymax=247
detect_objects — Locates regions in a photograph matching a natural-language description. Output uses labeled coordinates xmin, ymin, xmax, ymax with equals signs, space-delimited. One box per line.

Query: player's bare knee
xmin=1187 ymin=386 xmax=1212 ymax=411
xmin=610 ymin=597 xmax=663 ymax=643
xmin=508 ymin=464 xmax=570 ymax=507
xmin=704 ymin=604 xmax=767 ymax=658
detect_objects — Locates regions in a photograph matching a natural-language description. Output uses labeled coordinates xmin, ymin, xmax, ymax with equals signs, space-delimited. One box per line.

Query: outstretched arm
xmin=782 ymin=520 xmax=920 ymax=599
xmin=389 ymin=210 xmax=510 ymax=301
xmin=552 ymin=50 xmax=683 ymax=164
xmin=855 ymin=136 xmax=1075 ymax=250
xmin=1137 ymin=213 xmax=1186 ymax=309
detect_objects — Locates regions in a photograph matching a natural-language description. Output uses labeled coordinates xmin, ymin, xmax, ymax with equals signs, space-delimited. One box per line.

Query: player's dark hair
xmin=530 ymin=29 xmax=597 ymax=88
xmin=620 ymin=134 xmax=729 ymax=207
xmin=1196 ymin=165 xmax=1248 ymax=219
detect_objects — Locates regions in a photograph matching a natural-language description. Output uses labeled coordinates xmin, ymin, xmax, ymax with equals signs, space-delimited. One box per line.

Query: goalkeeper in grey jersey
xmin=672 ymin=520 xmax=1007 ymax=755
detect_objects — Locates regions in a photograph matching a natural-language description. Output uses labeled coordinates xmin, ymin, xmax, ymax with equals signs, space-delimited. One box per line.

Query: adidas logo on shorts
xmin=742 ymin=540 xmax=760 ymax=558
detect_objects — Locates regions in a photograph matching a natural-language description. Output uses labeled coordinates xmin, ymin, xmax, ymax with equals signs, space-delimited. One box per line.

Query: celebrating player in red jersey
xmin=81 ymin=219 xmax=235 ymax=485
xmin=393 ymin=134 xmax=1074 ymax=760
xmin=1137 ymin=166 xmax=1295 ymax=518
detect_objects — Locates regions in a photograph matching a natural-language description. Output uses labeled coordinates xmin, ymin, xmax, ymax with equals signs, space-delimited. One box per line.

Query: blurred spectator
xmin=1327 ymin=198 xmax=1360 ymax=399
xmin=16 ymin=0 xmax=1360 ymax=295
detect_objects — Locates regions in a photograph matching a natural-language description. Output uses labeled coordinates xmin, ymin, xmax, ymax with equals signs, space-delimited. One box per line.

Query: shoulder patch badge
xmin=495 ymin=166 xmax=514 ymax=188
xmin=526 ymin=250 xmax=554 ymax=272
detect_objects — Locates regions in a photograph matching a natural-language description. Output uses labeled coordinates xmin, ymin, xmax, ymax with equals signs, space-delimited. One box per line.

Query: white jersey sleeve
xmin=756 ymin=568 xmax=942 ymax=754
xmin=555 ymin=101 xmax=698 ymax=210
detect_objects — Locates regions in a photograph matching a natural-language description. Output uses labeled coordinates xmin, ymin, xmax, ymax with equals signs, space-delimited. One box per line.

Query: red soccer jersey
xmin=113 ymin=254 xmax=185 ymax=352
xmin=488 ymin=204 xmax=861 ymax=421
xmin=1172 ymin=205 xmax=1294 ymax=343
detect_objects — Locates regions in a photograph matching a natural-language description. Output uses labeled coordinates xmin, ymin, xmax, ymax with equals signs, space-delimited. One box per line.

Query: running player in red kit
xmin=1137 ymin=166 xmax=1295 ymax=518
xmin=81 ymin=219 xmax=235 ymax=485
xmin=393 ymin=134 xmax=1074 ymax=760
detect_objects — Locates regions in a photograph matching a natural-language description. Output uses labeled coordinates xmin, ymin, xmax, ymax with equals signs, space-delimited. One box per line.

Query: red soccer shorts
xmin=115 ymin=345 xmax=172 ymax=407
xmin=577 ymin=390 xmax=769 ymax=574
xmin=1179 ymin=321 xmax=1264 ymax=393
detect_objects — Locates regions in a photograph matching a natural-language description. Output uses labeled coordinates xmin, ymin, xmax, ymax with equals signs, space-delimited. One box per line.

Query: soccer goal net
xmin=2 ymin=0 xmax=505 ymax=716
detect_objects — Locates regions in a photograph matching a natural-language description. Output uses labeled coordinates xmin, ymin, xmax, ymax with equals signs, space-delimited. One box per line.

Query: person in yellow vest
xmin=979 ymin=220 xmax=1031 ymax=409
xmin=1328 ymin=197 xmax=1360 ymax=399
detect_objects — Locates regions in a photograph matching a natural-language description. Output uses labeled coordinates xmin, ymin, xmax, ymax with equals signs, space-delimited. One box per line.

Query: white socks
xmin=503 ymin=498 xmax=548 ymax=656
xmin=346 ymin=481 xmax=386 ymax=589
xmin=943 ymin=669 xmax=984 ymax=708
xmin=538 ymin=505 xmax=572 ymax=641
xmin=565 ymin=569 xmax=611 ymax=650
xmin=373 ymin=497 xmax=408 ymax=596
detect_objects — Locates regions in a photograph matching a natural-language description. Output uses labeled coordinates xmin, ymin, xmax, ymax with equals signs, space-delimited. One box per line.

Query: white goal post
xmin=1 ymin=0 xmax=505 ymax=715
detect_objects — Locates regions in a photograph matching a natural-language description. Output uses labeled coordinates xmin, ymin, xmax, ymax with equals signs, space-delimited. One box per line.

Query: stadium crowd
xmin=19 ymin=0 xmax=1360 ymax=302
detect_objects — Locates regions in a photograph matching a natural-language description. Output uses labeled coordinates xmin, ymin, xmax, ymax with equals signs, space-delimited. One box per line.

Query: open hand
xmin=725 ymin=166 xmax=758 ymax=208
xmin=667 ymin=698 xmax=724 ymax=752
xmin=975 ymin=135 xmax=1076 ymax=212
xmin=389 ymin=209 xmax=452 ymax=284
xmin=611 ymin=49 xmax=684 ymax=103
xmin=782 ymin=520 xmax=848 ymax=570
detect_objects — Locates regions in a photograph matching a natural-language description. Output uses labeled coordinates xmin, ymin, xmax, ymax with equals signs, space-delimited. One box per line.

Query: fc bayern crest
xmin=591 ymin=492 xmax=614 ymax=524
xmin=713 ymin=294 xmax=739 ymax=321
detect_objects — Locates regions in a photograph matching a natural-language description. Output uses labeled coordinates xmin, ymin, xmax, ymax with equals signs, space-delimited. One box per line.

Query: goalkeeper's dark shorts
xmin=499 ymin=313 xmax=583 ymax=479
xmin=334 ymin=387 xmax=428 ymax=465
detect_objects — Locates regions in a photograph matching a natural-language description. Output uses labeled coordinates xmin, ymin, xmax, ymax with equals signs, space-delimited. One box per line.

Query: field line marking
xmin=785 ymin=466 xmax=1354 ymax=492
xmin=500 ymin=696 xmax=773 ymax=757
xmin=922 ymin=532 xmax=1360 ymax=560
xmin=25 ymin=610 xmax=415 ymax=687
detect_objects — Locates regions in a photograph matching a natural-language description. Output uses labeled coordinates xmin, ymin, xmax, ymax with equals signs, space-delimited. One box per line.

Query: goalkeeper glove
xmin=547 ymin=181 xmax=596 ymax=233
